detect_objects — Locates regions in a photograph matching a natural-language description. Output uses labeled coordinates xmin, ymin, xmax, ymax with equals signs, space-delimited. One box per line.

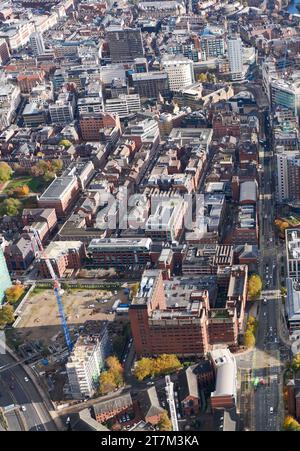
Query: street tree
xmin=158 ymin=411 xmax=172 ymax=431
xmin=248 ymin=274 xmax=262 ymax=300
xmin=5 ymin=285 xmax=25 ymax=304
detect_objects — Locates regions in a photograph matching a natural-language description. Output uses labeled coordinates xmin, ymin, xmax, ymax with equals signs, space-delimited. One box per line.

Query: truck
xmin=111 ymin=299 xmax=121 ymax=312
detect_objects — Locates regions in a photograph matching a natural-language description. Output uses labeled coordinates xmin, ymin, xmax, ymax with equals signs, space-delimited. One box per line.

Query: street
xmin=0 ymin=351 xmax=57 ymax=431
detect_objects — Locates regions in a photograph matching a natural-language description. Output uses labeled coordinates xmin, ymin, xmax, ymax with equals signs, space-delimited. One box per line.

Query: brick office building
xmin=37 ymin=176 xmax=80 ymax=218
xmin=38 ymin=241 xmax=86 ymax=278
xmin=129 ymin=267 xmax=248 ymax=357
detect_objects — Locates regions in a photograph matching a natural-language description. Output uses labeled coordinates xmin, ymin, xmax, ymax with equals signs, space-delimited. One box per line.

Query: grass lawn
xmin=5 ymin=176 xmax=45 ymax=193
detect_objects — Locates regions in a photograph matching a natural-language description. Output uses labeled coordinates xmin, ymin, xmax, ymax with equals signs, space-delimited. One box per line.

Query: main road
xmin=0 ymin=351 xmax=57 ymax=431
xmin=251 ymin=125 xmax=289 ymax=431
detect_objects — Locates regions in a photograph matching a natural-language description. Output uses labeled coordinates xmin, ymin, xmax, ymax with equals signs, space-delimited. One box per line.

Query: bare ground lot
xmin=14 ymin=287 xmax=125 ymax=346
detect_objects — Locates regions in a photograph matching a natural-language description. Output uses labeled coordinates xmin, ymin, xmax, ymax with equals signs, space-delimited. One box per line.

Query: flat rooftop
xmin=39 ymin=176 xmax=77 ymax=201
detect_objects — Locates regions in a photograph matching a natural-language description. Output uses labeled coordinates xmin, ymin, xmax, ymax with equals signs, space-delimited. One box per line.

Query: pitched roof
xmin=93 ymin=394 xmax=132 ymax=417
xmin=178 ymin=366 xmax=199 ymax=401
xmin=138 ymin=387 xmax=164 ymax=418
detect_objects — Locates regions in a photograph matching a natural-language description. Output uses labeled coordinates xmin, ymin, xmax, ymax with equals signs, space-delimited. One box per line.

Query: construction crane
xmin=165 ymin=375 xmax=179 ymax=431
xmin=30 ymin=228 xmax=73 ymax=353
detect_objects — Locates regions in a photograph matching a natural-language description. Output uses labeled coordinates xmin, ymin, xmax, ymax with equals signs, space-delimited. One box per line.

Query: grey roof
xmin=213 ymin=407 xmax=238 ymax=431
xmin=71 ymin=408 xmax=109 ymax=431
xmin=178 ymin=366 xmax=199 ymax=401
xmin=239 ymin=180 xmax=257 ymax=203
xmin=138 ymin=387 xmax=164 ymax=418
xmin=234 ymin=244 xmax=258 ymax=259
xmin=93 ymin=393 xmax=132 ymax=417
xmin=210 ymin=349 xmax=237 ymax=399
xmin=286 ymin=278 xmax=300 ymax=323
xmin=39 ymin=176 xmax=76 ymax=200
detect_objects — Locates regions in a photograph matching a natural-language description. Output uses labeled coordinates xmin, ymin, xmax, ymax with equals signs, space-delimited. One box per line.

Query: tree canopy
xmin=158 ymin=411 xmax=172 ymax=431
xmin=134 ymin=354 xmax=182 ymax=381
xmin=248 ymin=274 xmax=262 ymax=300
xmin=98 ymin=356 xmax=124 ymax=395
xmin=0 ymin=162 xmax=12 ymax=183
xmin=283 ymin=415 xmax=300 ymax=431
xmin=0 ymin=305 xmax=15 ymax=328
xmin=5 ymin=285 xmax=25 ymax=304
xmin=0 ymin=198 xmax=21 ymax=216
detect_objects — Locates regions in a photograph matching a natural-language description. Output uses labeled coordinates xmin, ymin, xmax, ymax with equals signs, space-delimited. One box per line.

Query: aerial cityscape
xmin=1 ymin=0 xmax=300 ymax=434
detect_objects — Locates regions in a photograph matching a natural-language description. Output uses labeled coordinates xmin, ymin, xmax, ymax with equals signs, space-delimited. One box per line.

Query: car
xmin=24 ymin=377 xmax=29 ymax=382
xmin=147 ymin=381 xmax=155 ymax=386
xmin=269 ymin=327 xmax=273 ymax=332
xmin=21 ymin=406 xmax=26 ymax=412
xmin=270 ymin=407 xmax=274 ymax=414
xmin=263 ymin=312 xmax=266 ymax=317
xmin=263 ymin=299 xmax=267 ymax=305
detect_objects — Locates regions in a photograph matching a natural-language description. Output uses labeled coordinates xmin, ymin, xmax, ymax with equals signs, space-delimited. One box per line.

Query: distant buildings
xmin=29 ymin=32 xmax=45 ymax=57
xmin=286 ymin=229 xmax=300 ymax=280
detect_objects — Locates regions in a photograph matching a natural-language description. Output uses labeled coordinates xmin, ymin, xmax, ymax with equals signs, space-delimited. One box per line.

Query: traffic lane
xmin=0 ymin=354 xmax=55 ymax=431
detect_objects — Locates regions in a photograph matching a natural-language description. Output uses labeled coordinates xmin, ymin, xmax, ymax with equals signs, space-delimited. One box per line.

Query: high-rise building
xmin=66 ymin=323 xmax=110 ymax=399
xmin=276 ymin=149 xmax=300 ymax=203
xmin=132 ymin=71 xmax=169 ymax=99
xmin=0 ymin=248 xmax=12 ymax=304
xmin=0 ymin=38 xmax=10 ymax=65
xmin=270 ymin=79 xmax=300 ymax=116
xmin=29 ymin=32 xmax=45 ymax=56
xmin=106 ymin=26 xmax=144 ymax=63
xmin=162 ymin=56 xmax=195 ymax=92
xmin=227 ymin=34 xmax=244 ymax=81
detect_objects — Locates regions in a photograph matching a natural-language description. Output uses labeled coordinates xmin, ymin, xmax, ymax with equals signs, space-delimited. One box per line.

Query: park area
xmin=13 ymin=286 xmax=122 ymax=347
xmin=4 ymin=175 xmax=45 ymax=193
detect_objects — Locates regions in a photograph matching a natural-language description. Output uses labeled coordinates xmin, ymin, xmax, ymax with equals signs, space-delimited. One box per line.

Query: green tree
xmin=158 ymin=411 xmax=172 ymax=431
xmin=0 ymin=304 xmax=15 ymax=328
xmin=198 ymin=73 xmax=207 ymax=83
xmin=0 ymin=198 xmax=21 ymax=216
xmin=283 ymin=415 xmax=300 ymax=431
xmin=248 ymin=274 xmax=262 ymax=300
xmin=43 ymin=171 xmax=56 ymax=182
xmin=0 ymin=162 xmax=12 ymax=183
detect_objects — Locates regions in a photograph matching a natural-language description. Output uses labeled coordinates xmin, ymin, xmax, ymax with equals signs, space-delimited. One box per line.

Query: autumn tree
xmin=158 ymin=411 xmax=172 ymax=431
xmin=0 ymin=162 xmax=12 ymax=183
xmin=248 ymin=274 xmax=262 ymax=300
xmin=43 ymin=171 xmax=56 ymax=182
xmin=13 ymin=185 xmax=30 ymax=197
xmin=198 ymin=73 xmax=207 ymax=83
xmin=5 ymin=285 xmax=25 ymax=304
xmin=283 ymin=415 xmax=300 ymax=431
xmin=106 ymin=355 xmax=124 ymax=387
xmin=99 ymin=371 xmax=117 ymax=395
xmin=134 ymin=357 xmax=153 ymax=381
xmin=292 ymin=354 xmax=300 ymax=372
xmin=52 ymin=159 xmax=63 ymax=174
xmin=0 ymin=304 xmax=15 ymax=328
xmin=0 ymin=198 xmax=21 ymax=216
xmin=244 ymin=330 xmax=255 ymax=348
xmin=154 ymin=354 xmax=182 ymax=375
xmin=130 ymin=282 xmax=140 ymax=299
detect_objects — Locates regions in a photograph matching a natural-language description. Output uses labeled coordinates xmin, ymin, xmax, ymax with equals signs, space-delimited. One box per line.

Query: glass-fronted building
xmin=0 ymin=248 xmax=12 ymax=304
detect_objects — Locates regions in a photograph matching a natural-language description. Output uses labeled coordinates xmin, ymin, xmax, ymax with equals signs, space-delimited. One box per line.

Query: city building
xmin=106 ymin=26 xmax=144 ymax=63
xmin=93 ymin=394 xmax=133 ymax=423
xmin=276 ymin=149 xmax=300 ymax=203
xmin=105 ymin=94 xmax=141 ymax=118
xmin=0 ymin=248 xmax=12 ymax=304
xmin=210 ymin=348 xmax=237 ymax=411
xmin=38 ymin=241 xmax=86 ymax=278
xmin=66 ymin=323 xmax=110 ymax=399
xmin=286 ymin=229 xmax=300 ymax=280
xmin=286 ymin=278 xmax=300 ymax=335
xmin=29 ymin=32 xmax=45 ymax=56
xmin=162 ymin=56 xmax=195 ymax=92
xmin=0 ymin=38 xmax=10 ymax=65
xmin=49 ymin=92 xmax=76 ymax=124
xmin=132 ymin=71 xmax=169 ymax=99
xmin=87 ymin=238 xmax=152 ymax=270
xmin=37 ymin=176 xmax=80 ymax=217
xmin=227 ymin=35 xmax=244 ymax=81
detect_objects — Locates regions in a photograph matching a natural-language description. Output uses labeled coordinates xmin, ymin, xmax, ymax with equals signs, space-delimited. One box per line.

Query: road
xmin=0 ymin=352 xmax=57 ymax=431
xmin=251 ymin=126 xmax=288 ymax=431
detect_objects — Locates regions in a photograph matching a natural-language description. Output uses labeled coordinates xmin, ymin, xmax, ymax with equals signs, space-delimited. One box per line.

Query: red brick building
xmin=38 ymin=241 xmax=86 ymax=278
xmin=37 ymin=176 xmax=80 ymax=218
xmin=79 ymin=112 xmax=120 ymax=141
